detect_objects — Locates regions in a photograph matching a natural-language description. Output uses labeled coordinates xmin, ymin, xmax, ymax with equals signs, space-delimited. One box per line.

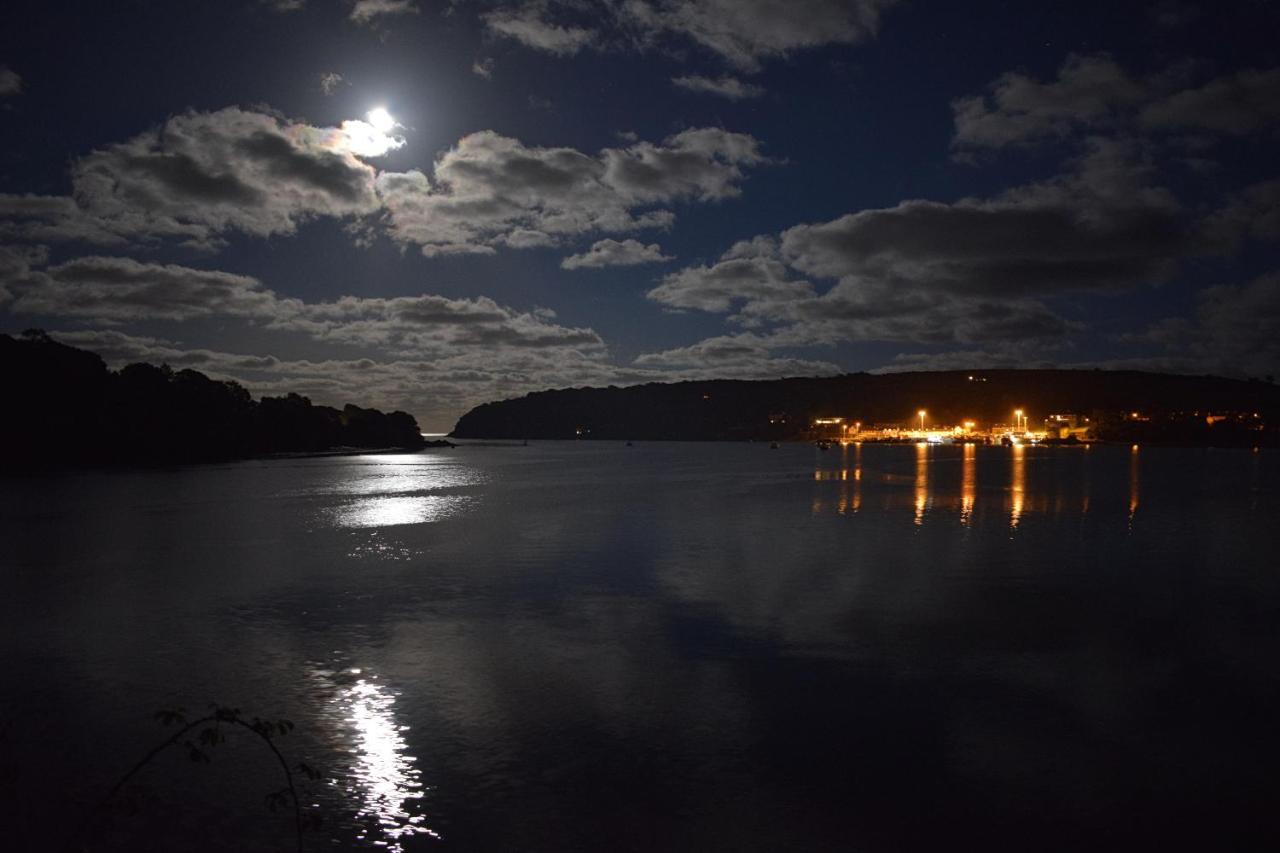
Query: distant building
xmin=1043 ymin=413 xmax=1091 ymax=440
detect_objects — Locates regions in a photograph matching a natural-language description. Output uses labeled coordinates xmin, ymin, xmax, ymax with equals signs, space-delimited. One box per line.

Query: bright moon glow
xmin=367 ymin=107 xmax=396 ymax=133
xmin=338 ymin=107 xmax=406 ymax=158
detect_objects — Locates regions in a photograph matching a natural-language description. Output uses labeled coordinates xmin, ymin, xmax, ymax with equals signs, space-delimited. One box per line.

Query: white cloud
xmin=1203 ymin=178 xmax=1280 ymax=249
xmin=483 ymin=4 xmax=595 ymax=56
xmin=1141 ymin=68 xmax=1280 ymax=134
xmin=642 ymin=142 xmax=1197 ymax=364
xmin=0 ymin=109 xmax=761 ymax=258
xmin=953 ymin=56 xmax=1280 ymax=151
xmin=620 ymin=0 xmax=897 ymax=71
xmin=0 ymin=108 xmax=396 ymax=249
xmin=951 ymin=54 xmax=1145 ymax=150
xmin=672 ymin=74 xmax=765 ymax=100
xmin=5 ymin=256 xmax=285 ymax=322
xmin=472 ymin=57 xmax=495 ymax=79
xmin=477 ymin=0 xmax=896 ymax=70
xmin=780 ymin=140 xmax=1183 ymax=298
xmin=376 ymin=127 xmax=764 ymax=255
xmin=1133 ymin=273 xmax=1280 ymax=376
xmin=648 ymin=254 xmax=812 ymax=312
xmin=0 ymin=66 xmax=21 ymax=97
xmin=633 ymin=332 xmax=841 ymax=378
xmin=3 ymin=250 xmax=606 ymax=357
xmin=560 ymin=238 xmax=673 ymax=269
xmin=350 ymin=0 xmax=419 ymax=25
xmin=319 ymin=72 xmax=345 ymax=95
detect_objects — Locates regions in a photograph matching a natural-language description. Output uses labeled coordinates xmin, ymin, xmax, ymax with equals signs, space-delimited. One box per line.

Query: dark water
xmin=2 ymin=442 xmax=1279 ymax=851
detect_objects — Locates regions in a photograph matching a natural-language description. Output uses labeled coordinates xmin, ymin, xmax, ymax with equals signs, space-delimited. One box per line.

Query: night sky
xmin=2 ymin=0 xmax=1278 ymax=430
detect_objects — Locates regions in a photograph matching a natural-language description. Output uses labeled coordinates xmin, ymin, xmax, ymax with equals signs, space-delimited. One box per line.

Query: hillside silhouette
xmin=1 ymin=330 xmax=426 ymax=468
xmin=451 ymin=370 xmax=1280 ymax=446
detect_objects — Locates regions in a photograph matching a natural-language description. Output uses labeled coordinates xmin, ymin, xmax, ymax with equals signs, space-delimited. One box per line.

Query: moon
xmin=366 ymin=107 xmax=396 ymax=133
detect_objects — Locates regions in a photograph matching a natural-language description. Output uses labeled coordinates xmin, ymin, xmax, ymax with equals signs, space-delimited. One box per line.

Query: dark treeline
xmin=1 ymin=331 xmax=426 ymax=468
xmin=451 ymin=369 xmax=1280 ymax=446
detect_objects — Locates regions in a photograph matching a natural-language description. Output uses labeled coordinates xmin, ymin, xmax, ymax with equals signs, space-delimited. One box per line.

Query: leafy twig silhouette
xmin=65 ymin=703 xmax=324 ymax=852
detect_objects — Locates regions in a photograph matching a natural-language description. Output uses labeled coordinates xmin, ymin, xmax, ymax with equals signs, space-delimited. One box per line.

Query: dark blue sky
xmin=2 ymin=0 xmax=1278 ymax=428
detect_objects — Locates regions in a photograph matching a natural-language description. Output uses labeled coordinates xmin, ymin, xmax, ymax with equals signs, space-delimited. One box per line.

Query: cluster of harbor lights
xmin=813 ymin=409 xmax=1064 ymax=446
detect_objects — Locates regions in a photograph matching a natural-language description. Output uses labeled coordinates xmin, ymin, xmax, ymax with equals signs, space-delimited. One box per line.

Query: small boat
xmin=769 ymin=441 xmax=779 ymax=449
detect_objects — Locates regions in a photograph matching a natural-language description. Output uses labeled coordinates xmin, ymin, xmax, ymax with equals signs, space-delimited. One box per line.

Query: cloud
xmin=0 ymin=194 xmax=129 ymax=245
xmin=2 ymin=249 xmax=606 ymax=356
xmin=601 ymin=127 xmax=766 ymax=203
xmin=477 ymin=0 xmax=896 ymax=70
xmin=1150 ymin=1 xmax=1198 ymax=28
xmin=0 ymin=66 xmax=21 ymax=97
xmin=349 ymin=0 xmax=419 ymax=25
xmin=560 ymin=238 xmax=673 ymax=269
xmin=0 ymin=240 xmax=615 ymax=361
xmin=951 ymin=54 xmax=1145 ymax=149
xmin=780 ymin=140 xmax=1183 ymax=298
xmin=276 ymin=292 xmax=607 ymax=353
xmin=472 ymin=57 xmax=495 ymax=79
xmin=4 ymin=256 xmax=287 ymax=322
xmin=376 ymin=127 xmax=764 ymax=255
xmin=633 ymin=333 xmax=842 ymax=378
xmin=648 ymin=254 xmax=813 ymax=312
xmin=874 ymin=348 xmax=1034 ymax=373
xmin=1140 ymin=68 xmax=1280 ymax=134
xmin=0 ymin=107 xmax=388 ymax=248
xmin=643 ymin=142 xmax=1191 ymax=365
xmin=953 ymin=56 xmax=1280 ymax=151
xmin=0 ymin=108 xmax=757 ymax=258
xmin=620 ymin=0 xmax=898 ymax=71
xmin=1135 ymin=273 xmax=1280 ymax=376
xmin=1192 ymin=274 xmax=1280 ymax=373
xmin=483 ymin=4 xmax=595 ymax=56
xmin=672 ymin=74 xmax=765 ymax=100
xmin=319 ymin=72 xmax=345 ymax=95
xmin=262 ymin=0 xmax=306 ymax=11
xmin=1203 ymin=179 xmax=1280 ymax=249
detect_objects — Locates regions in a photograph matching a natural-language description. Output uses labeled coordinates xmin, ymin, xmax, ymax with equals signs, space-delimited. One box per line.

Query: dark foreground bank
xmin=0 ymin=330 xmax=427 ymax=468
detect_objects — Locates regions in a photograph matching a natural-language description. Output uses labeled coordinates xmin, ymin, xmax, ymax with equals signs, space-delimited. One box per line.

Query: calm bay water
xmin=2 ymin=442 xmax=1279 ymax=851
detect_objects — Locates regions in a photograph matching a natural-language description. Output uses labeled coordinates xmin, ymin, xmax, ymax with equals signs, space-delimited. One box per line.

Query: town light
xmin=918 ymin=409 xmax=926 ymax=431
xmin=1014 ymin=408 xmax=1024 ymax=432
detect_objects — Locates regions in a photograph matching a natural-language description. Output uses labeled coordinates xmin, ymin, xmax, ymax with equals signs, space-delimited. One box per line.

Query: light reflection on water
xmin=333 ymin=495 xmax=472 ymax=528
xmin=807 ymin=442 xmax=1152 ymax=527
xmin=914 ymin=442 xmax=929 ymax=526
xmin=316 ymin=666 xmax=439 ymax=849
xmin=1010 ymin=443 xmax=1026 ymax=529
xmin=289 ymin=455 xmax=485 ymax=498
xmin=961 ymin=443 xmax=976 ymax=525
xmin=1129 ymin=445 xmax=1141 ymax=528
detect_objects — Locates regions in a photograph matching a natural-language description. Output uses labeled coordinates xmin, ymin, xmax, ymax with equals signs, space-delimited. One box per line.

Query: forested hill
xmin=1 ymin=331 xmax=426 ymax=468
xmin=451 ymin=370 xmax=1280 ymax=445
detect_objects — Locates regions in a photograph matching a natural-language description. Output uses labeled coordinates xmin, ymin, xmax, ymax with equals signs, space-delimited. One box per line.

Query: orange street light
xmin=918 ymin=409 xmax=926 ymax=431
